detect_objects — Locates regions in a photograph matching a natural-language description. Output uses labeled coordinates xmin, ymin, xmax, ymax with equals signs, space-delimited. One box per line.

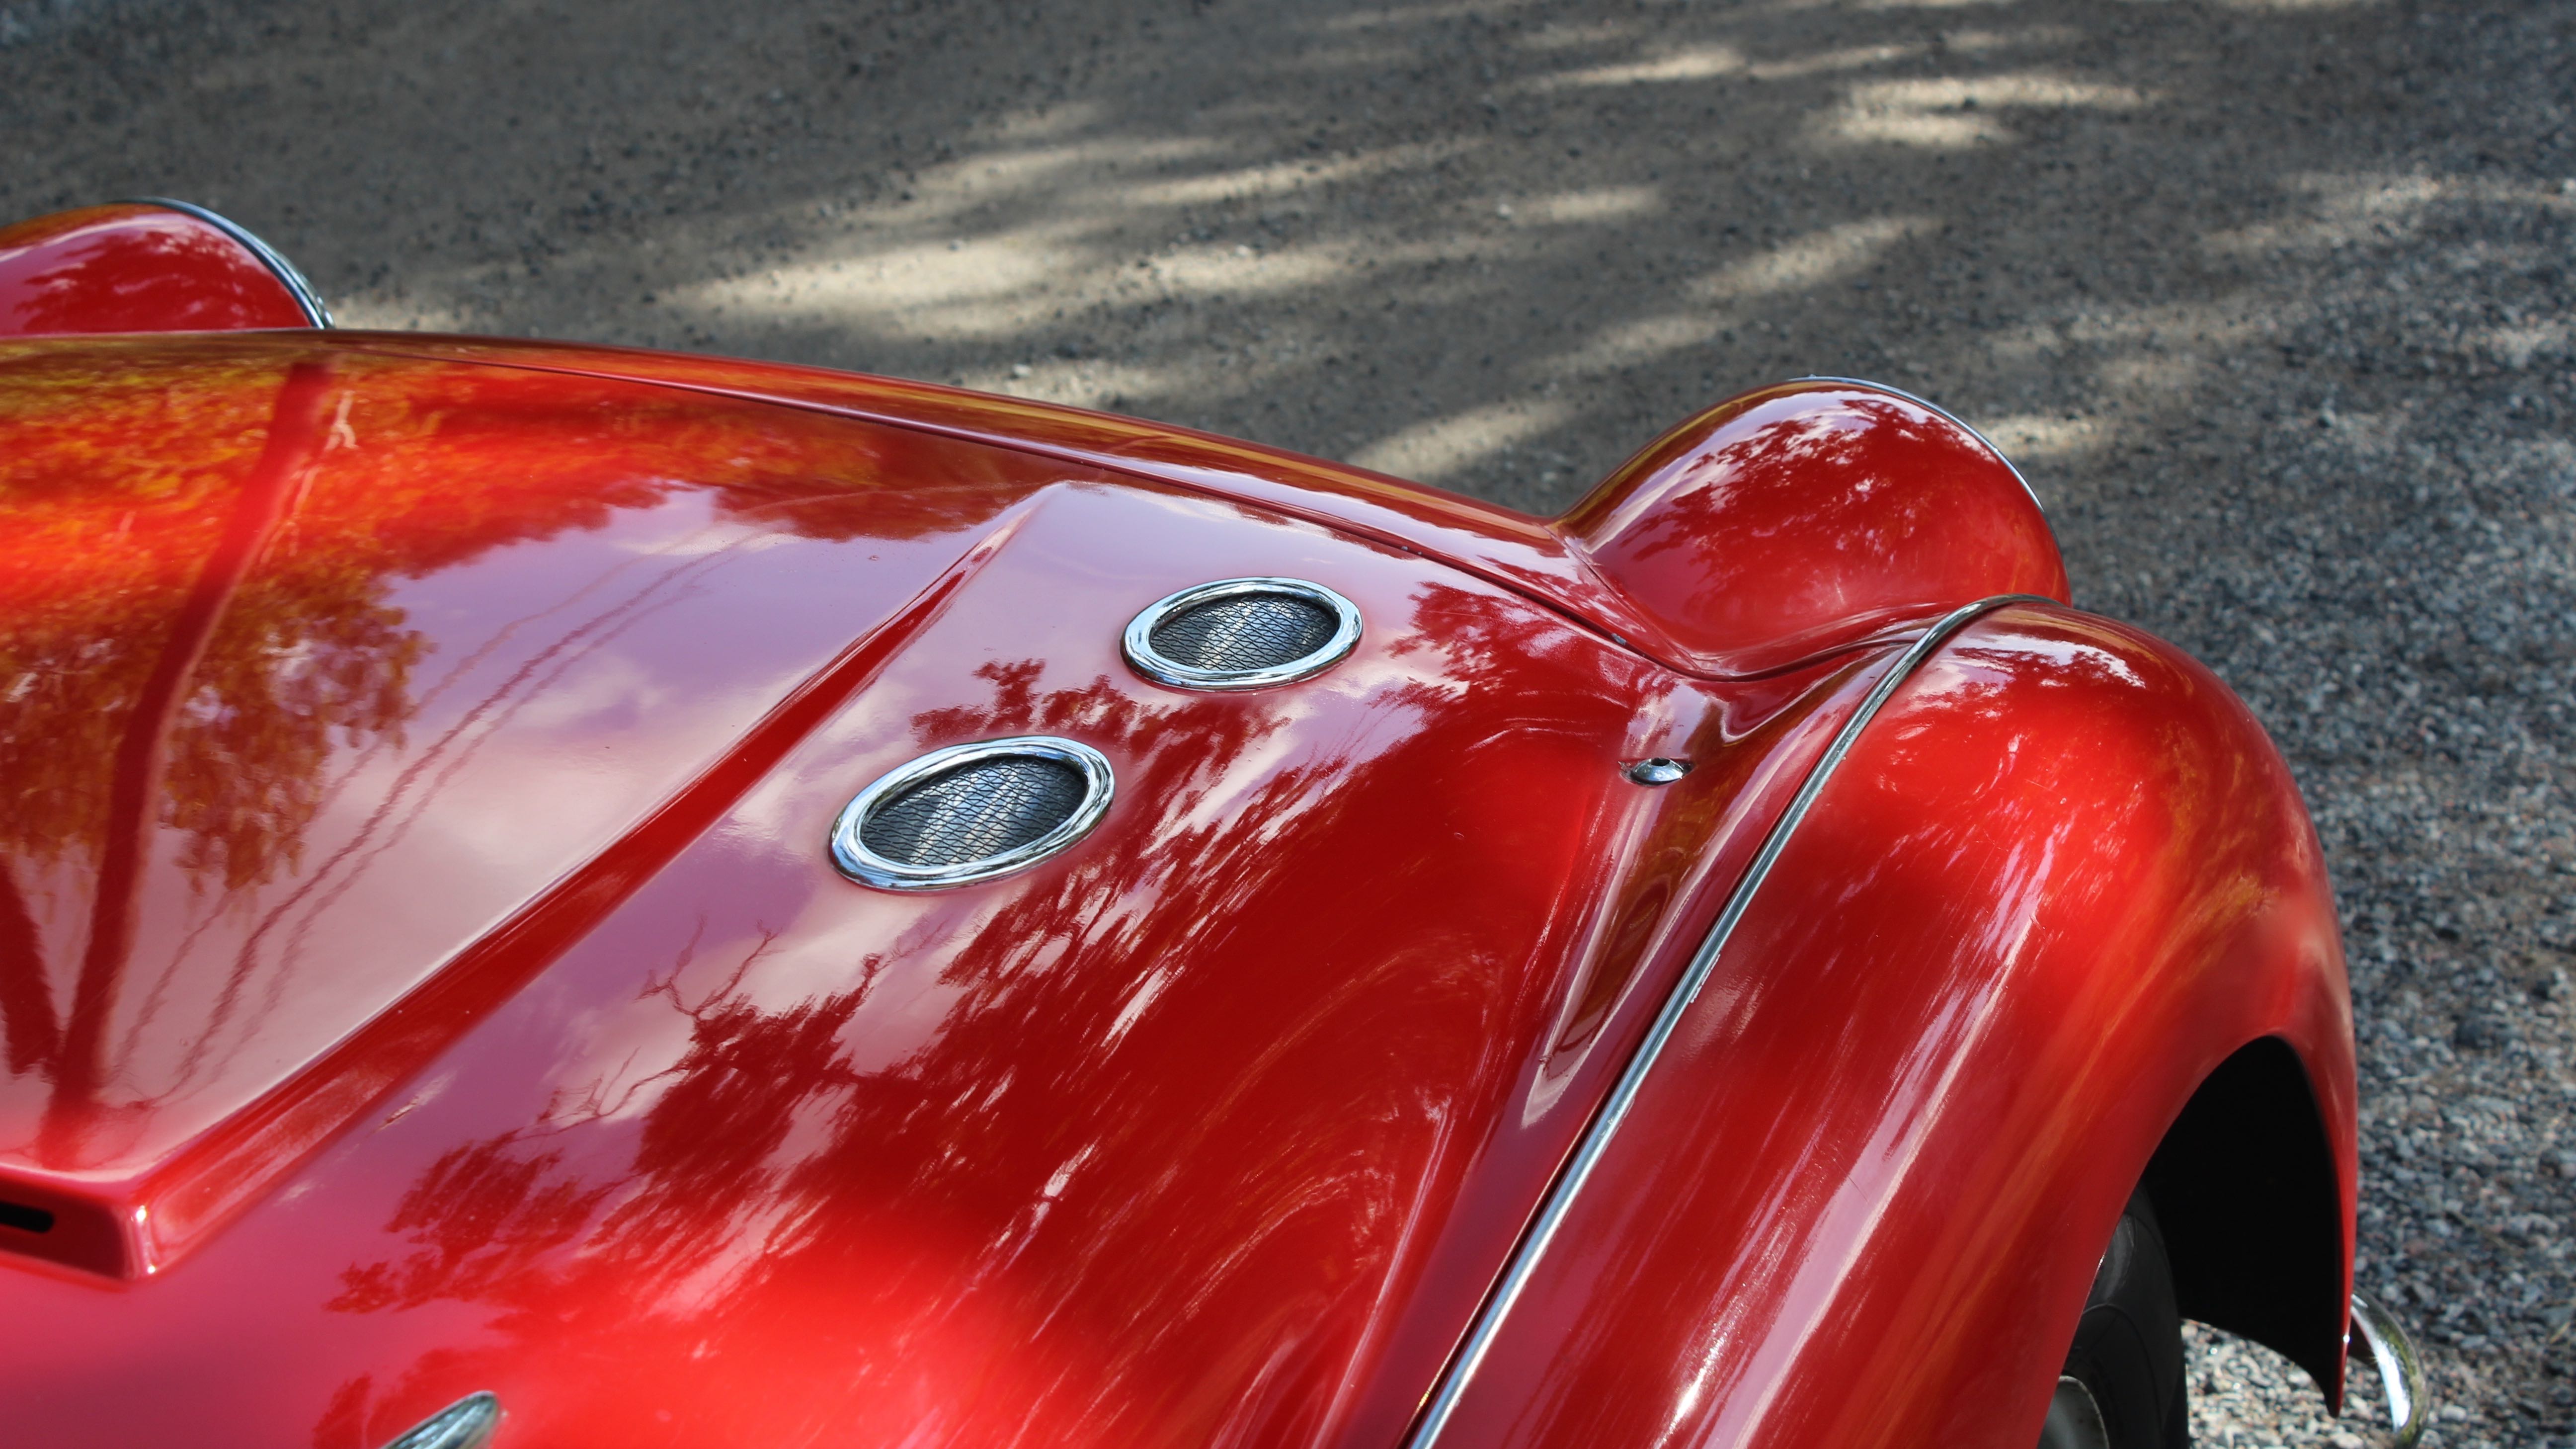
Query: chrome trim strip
xmin=829 ymin=735 xmax=1115 ymax=891
xmin=379 ymin=1391 xmax=499 ymax=1449
xmin=1123 ymin=576 xmax=1362 ymax=691
xmin=1795 ymin=374 xmax=2047 ymax=521
xmin=124 ymin=196 xmax=334 ymax=328
xmin=2349 ymin=1291 xmax=2429 ymax=1449
xmin=1406 ymin=593 xmax=2052 ymax=1449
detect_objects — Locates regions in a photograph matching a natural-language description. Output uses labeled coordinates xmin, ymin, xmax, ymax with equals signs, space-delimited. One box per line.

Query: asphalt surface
xmin=4 ymin=0 xmax=2573 ymax=1444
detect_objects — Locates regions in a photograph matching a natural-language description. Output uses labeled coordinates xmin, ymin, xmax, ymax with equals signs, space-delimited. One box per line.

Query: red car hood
xmin=0 ymin=335 xmax=1898 ymax=1449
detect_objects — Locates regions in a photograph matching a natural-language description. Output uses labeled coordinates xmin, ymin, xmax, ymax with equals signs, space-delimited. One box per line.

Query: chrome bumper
xmin=2348 ymin=1292 xmax=2429 ymax=1449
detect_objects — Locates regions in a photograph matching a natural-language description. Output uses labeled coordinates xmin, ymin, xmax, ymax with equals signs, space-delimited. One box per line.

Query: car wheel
xmin=2038 ymin=1189 xmax=2189 ymax=1449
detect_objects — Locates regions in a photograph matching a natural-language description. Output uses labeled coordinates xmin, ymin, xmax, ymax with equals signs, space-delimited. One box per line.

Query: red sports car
xmin=0 ymin=201 xmax=2426 ymax=1449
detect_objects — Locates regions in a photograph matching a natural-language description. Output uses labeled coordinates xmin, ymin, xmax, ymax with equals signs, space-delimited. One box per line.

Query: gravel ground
xmin=5 ymin=0 xmax=2574 ymax=1443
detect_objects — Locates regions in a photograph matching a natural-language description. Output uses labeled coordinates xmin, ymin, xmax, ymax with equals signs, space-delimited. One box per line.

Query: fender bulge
xmin=1420 ymin=602 xmax=2356 ymax=1449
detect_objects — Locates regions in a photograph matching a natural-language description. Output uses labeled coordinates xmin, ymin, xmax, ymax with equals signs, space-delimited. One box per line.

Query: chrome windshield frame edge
xmin=1405 ymin=592 xmax=2053 ymax=1449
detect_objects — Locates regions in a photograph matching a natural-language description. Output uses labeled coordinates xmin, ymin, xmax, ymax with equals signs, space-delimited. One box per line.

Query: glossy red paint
xmin=0 ymin=337 xmax=1090 ymax=1274
xmin=0 ymin=333 xmax=2004 ymax=1448
xmin=1559 ymin=381 xmax=2070 ymax=675
xmin=326 ymin=339 xmax=2069 ymax=679
xmin=0 ymin=281 xmax=2357 ymax=1447
xmin=0 ymin=204 xmax=316 ymax=336
xmin=1434 ymin=603 xmax=2354 ymax=1449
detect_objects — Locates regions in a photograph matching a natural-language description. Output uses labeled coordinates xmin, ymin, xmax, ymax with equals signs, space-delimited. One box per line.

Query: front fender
xmin=1425 ymin=601 xmax=2355 ymax=1448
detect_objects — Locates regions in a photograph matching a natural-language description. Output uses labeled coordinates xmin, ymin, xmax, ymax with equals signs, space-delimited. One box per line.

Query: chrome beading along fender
xmin=1409 ymin=592 xmax=2053 ymax=1449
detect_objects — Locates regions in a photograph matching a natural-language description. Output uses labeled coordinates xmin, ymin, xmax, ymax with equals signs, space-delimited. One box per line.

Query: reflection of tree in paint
xmin=320 ymin=653 xmax=1304 ymax=1305
xmin=0 ymin=347 xmax=1027 ymax=891
xmin=0 ymin=357 xmax=410 ymax=893
xmin=0 ymin=340 xmax=1040 ymax=1163
xmin=312 ymin=587 xmax=1647 ymax=1447
xmin=329 ymin=978 xmax=873 ymax=1317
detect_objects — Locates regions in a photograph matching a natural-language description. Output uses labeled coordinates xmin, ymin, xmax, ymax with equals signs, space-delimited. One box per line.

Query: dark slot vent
xmin=0 ymin=1200 xmax=55 ymax=1234
xmin=1149 ymin=592 xmax=1339 ymax=673
xmin=860 ymin=755 xmax=1089 ymax=868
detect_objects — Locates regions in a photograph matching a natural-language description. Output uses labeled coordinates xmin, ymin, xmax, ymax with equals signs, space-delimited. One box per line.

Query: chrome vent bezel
xmin=830 ymin=736 xmax=1115 ymax=891
xmin=1122 ymin=577 xmax=1362 ymax=691
xmin=379 ymin=1391 xmax=500 ymax=1449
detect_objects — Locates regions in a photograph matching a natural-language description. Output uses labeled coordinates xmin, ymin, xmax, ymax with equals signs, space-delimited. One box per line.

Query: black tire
xmin=2038 ymin=1188 xmax=2190 ymax=1449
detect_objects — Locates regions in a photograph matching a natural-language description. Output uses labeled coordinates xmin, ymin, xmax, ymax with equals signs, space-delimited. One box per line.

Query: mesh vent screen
xmin=1149 ymin=592 xmax=1338 ymax=673
xmin=860 ymin=755 xmax=1090 ymax=867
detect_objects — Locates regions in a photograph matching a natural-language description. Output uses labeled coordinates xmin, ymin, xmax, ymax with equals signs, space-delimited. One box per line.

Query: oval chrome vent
xmin=1123 ymin=577 xmax=1362 ymax=690
xmin=830 ymin=737 xmax=1115 ymax=890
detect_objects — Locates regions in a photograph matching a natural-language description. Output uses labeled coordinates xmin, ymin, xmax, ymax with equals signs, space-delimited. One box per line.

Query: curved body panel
xmin=322 ymin=339 xmax=2065 ymax=680
xmin=0 ymin=204 xmax=325 ymax=336
xmin=1430 ymin=602 xmax=2355 ymax=1448
xmin=0 ymin=332 xmax=1932 ymax=1448
xmin=0 ymin=325 xmax=2355 ymax=1449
